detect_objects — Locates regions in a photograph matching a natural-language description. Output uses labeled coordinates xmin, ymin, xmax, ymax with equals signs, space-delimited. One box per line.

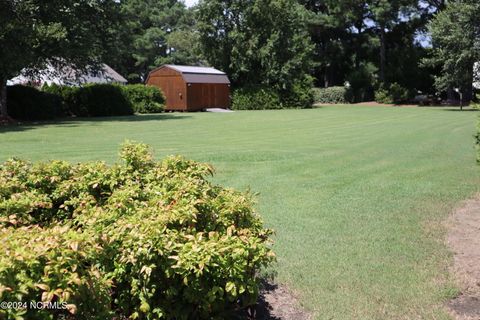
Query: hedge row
xmin=231 ymin=81 xmax=314 ymax=110
xmin=0 ymin=142 xmax=274 ymax=319
xmin=7 ymin=84 xmax=165 ymax=120
xmin=6 ymin=86 xmax=63 ymax=121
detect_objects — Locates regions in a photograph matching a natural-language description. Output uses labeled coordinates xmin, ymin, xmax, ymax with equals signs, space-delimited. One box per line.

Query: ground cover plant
xmin=0 ymin=142 xmax=273 ymax=319
xmin=1 ymin=106 xmax=479 ymax=319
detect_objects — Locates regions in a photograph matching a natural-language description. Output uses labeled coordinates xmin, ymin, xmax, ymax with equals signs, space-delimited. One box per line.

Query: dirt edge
xmin=446 ymin=195 xmax=480 ymax=320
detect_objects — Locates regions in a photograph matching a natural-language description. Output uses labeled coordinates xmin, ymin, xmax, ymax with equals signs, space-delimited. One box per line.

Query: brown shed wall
xmin=146 ymin=68 xmax=187 ymax=111
xmin=146 ymin=66 xmax=230 ymax=111
xmin=186 ymin=83 xmax=230 ymax=111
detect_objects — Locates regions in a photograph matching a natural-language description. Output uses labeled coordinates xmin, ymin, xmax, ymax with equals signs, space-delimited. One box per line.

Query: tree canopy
xmin=0 ymin=0 xmax=119 ymax=117
xmin=426 ymin=0 xmax=480 ymax=100
xmin=196 ymin=0 xmax=314 ymax=92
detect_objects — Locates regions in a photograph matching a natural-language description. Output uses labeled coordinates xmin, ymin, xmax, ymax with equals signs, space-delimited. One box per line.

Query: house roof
xmin=7 ymin=63 xmax=127 ymax=86
xmin=152 ymin=65 xmax=231 ymax=84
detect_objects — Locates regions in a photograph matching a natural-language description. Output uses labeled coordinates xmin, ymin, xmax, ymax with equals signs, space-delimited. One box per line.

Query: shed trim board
xmin=146 ymin=65 xmax=231 ymax=111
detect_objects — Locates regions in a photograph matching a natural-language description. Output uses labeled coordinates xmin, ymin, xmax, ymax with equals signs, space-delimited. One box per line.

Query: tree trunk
xmin=355 ymin=23 xmax=363 ymax=69
xmin=379 ymin=27 xmax=386 ymax=83
xmin=324 ymin=68 xmax=329 ymax=88
xmin=0 ymin=78 xmax=7 ymax=118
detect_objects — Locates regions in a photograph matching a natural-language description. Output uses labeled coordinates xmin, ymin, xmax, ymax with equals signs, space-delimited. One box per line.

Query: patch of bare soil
xmin=236 ymin=282 xmax=312 ymax=320
xmin=447 ymin=196 xmax=480 ymax=320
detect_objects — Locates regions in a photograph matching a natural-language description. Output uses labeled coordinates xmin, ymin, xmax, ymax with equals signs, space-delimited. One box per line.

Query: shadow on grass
xmin=440 ymin=109 xmax=479 ymax=112
xmin=233 ymin=281 xmax=311 ymax=320
xmin=0 ymin=114 xmax=191 ymax=133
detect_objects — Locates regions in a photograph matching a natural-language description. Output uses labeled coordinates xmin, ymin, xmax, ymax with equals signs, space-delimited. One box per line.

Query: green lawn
xmin=1 ymin=106 xmax=479 ymax=319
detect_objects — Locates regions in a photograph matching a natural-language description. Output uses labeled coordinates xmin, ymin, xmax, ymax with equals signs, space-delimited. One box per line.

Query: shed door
xmin=158 ymin=76 xmax=185 ymax=110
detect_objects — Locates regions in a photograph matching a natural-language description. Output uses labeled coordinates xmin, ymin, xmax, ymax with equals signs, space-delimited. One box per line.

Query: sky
xmin=184 ymin=0 xmax=198 ymax=7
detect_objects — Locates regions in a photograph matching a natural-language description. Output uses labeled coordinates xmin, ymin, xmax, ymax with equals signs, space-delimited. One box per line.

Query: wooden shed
xmin=146 ymin=65 xmax=231 ymax=111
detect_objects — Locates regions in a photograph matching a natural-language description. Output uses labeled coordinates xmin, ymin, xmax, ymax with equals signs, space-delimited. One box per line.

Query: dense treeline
xmin=0 ymin=0 xmax=479 ymax=117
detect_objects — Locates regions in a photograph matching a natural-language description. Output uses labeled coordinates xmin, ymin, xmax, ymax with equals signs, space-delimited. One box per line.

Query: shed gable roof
xmin=166 ymin=65 xmax=226 ymax=75
xmin=152 ymin=65 xmax=230 ymax=84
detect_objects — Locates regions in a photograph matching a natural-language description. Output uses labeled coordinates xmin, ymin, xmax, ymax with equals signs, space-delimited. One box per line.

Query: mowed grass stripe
xmin=1 ymin=105 xmax=479 ymax=319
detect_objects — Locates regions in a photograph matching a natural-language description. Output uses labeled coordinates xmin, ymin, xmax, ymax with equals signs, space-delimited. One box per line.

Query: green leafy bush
xmin=0 ymin=142 xmax=274 ymax=319
xmin=375 ymin=83 xmax=413 ymax=105
xmin=6 ymin=85 xmax=62 ymax=120
xmin=232 ymin=86 xmax=282 ymax=110
xmin=120 ymin=84 xmax=165 ymax=114
xmin=281 ymin=78 xmax=315 ymax=109
xmin=346 ymin=63 xmax=376 ymax=103
xmin=312 ymin=86 xmax=352 ymax=104
xmin=374 ymin=86 xmax=394 ymax=104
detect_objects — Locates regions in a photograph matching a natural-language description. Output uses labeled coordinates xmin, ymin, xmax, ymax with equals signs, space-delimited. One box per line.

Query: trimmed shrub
xmin=74 ymin=84 xmax=134 ymax=117
xmin=232 ymin=86 xmax=282 ymax=110
xmin=42 ymin=84 xmax=82 ymax=116
xmin=120 ymin=84 xmax=165 ymax=114
xmin=0 ymin=142 xmax=274 ymax=319
xmin=312 ymin=86 xmax=352 ymax=104
xmin=6 ymin=85 xmax=62 ymax=120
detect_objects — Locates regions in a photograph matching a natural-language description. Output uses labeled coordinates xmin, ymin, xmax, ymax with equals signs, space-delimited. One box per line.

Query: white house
xmin=8 ymin=63 xmax=127 ymax=87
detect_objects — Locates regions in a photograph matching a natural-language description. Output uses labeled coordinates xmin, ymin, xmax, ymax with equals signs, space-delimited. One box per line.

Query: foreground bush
xmin=120 ymin=84 xmax=165 ymax=114
xmin=312 ymin=86 xmax=352 ymax=104
xmin=6 ymin=85 xmax=62 ymax=120
xmin=0 ymin=142 xmax=274 ymax=319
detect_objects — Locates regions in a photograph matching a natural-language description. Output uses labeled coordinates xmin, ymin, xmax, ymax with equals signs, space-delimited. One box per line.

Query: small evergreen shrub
xmin=6 ymin=85 xmax=62 ymax=120
xmin=232 ymin=86 xmax=282 ymax=110
xmin=0 ymin=142 xmax=274 ymax=319
xmin=281 ymin=78 xmax=315 ymax=109
xmin=374 ymin=86 xmax=394 ymax=104
xmin=312 ymin=86 xmax=352 ymax=104
xmin=346 ymin=64 xmax=376 ymax=102
xmin=389 ymin=83 xmax=413 ymax=104
xmin=375 ymin=83 xmax=413 ymax=105
xmin=120 ymin=84 xmax=165 ymax=114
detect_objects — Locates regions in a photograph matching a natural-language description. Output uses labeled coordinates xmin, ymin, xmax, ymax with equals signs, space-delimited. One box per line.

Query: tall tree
xmin=0 ymin=0 xmax=119 ymax=118
xmin=113 ymin=0 xmax=201 ymax=82
xmin=426 ymin=0 xmax=480 ymax=102
xmin=367 ymin=0 xmax=418 ymax=83
xmin=196 ymin=0 xmax=314 ymax=91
